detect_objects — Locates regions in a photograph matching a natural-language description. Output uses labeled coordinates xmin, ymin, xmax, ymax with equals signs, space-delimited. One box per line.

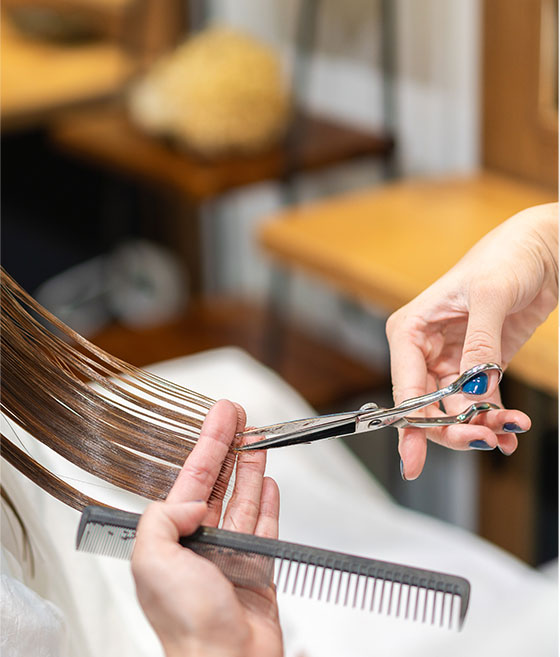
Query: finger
xmin=222 ymin=438 xmax=267 ymax=533
xmin=387 ymin=316 xmax=432 ymax=481
xmin=398 ymin=428 xmax=427 ymax=481
xmin=496 ymin=432 xmax=519 ymax=456
xmin=167 ymin=400 xmax=239 ymax=504
xmin=254 ymin=477 xmax=280 ymax=540
xmin=425 ymin=422 xmax=499 ymax=451
xmin=410 ymin=400 xmax=529 ymax=452
xmin=133 ymin=501 xmax=207 ymax=563
xmin=475 ymin=407 xmax=528 ymax=457
xmin=132 ymin=501 xmax=209 ymax=614
xmin=460 ymin=287 xmax=508 ymax=398
xmin=232 ymin=401 xmax=247 ymax=436
xmin=386 ymin=315 xmax=429 ymax=406
xmin=203 ymin=401 xmax=247 ymax=526
xmin=471 ymin=408 xmax=531 ymax=435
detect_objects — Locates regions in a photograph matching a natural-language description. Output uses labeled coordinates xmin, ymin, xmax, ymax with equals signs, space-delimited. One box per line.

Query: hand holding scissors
xmin=236 ymin=364 xmax=516 ymax=457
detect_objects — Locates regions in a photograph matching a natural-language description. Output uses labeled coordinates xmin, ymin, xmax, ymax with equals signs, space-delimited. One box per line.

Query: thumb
xmin=137 ymin=500 xmax=208 ymax=545
xmin=131 ymin=501 xmax=208 ymax=606
xmin=460 ymin=289 xmax=507 ymax=396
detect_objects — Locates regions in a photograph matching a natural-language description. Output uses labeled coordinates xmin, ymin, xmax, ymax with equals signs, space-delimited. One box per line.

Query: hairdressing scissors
xmin=236 ymin=363 xmax=502 ymax=452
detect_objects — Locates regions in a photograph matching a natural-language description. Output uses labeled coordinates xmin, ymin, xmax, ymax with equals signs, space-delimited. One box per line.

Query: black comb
xmin=76 ymin=505 xmax=470 ymax=629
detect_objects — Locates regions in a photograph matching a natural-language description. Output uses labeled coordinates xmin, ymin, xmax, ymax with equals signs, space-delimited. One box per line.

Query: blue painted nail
xmin=461 ymin=373 xmax=488 ymax=395
xmin=469 ymin=440 xmax=493 ymax=450
xmin=400 ymin=459 xmax=407 ymax=481
xmin=503 ymin=423 xmax=525 ymax=433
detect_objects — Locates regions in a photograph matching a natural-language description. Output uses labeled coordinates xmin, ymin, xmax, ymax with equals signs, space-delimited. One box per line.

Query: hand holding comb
xmin=77 ymin=504 xmax=470 ymax=629
xmin=76 ymin=399 xmax=469 ymax=632
xmin=71 ymin=396 xmax=469 ymax=631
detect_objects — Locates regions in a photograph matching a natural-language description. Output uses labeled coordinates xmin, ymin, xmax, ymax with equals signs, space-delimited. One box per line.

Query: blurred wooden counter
xmin=1 ymin=12 xmax=133 ymax=128
xmin=260 ymin=172 xmax=558 ymax=395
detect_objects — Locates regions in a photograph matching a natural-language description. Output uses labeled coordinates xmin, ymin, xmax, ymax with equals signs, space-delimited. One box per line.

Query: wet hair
xmin=1 ymin=268 xmax=234 ymax=510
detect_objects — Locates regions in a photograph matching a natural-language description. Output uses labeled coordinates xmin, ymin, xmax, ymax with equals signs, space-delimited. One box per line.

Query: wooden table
xmin=259 ymin=172 xmax=558 ymax=395
xmin=1 ymin=12 xmax=133 ymax=129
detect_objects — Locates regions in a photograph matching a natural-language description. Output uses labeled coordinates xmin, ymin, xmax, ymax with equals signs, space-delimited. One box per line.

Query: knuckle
xmin=385 ymin=313 xmax=397 ymax=337
xmin=258 ymin=498 xmax=277 ymax=518
xmin=237 ymin=497 xmax=261 ymax=518
xmin=136 ymin=502 xmax=162 ymax=537
xmin=462 ymin=328 xmax=497 ymax=360
xmin=238 ymin=451 xmax=264 ymax=468
xmin=468 ymin=278 xmax=500 ymax=303
xmin=385 ymin=308 xmax=406 ymax=338
xmin=392 ymin=383 xmax=425 ymax=405
xmin=142 ymin=501 xmax=164 ymax=519
xmin=182 ymin=461 xmax=214 ymax=488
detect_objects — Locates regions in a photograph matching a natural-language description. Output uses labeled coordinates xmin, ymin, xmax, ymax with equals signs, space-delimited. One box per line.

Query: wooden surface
xmin=1 ymin=13 xmax=133 ymax=128
xmin=50 ymin=105 xmax=394 ymax=202
xmin=89 ymin=298 xmax=387 ymax=411
xmin=482 ymin=0 xmax=558 ymax=187
xmin=4 ymin=0 xmax=130 ymax=10
xmin=259 ymin=172 xmax=558 ymax=394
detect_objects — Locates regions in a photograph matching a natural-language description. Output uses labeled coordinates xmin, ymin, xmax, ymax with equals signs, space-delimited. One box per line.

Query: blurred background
xmin=1 ymin=0 xmax=557 ymax=568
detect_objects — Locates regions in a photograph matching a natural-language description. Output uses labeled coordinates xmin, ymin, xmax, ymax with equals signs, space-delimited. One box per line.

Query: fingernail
xmin=461 ymin=373 xmax=488 ymax=395
xmin=498 ymin=446 xmax=513 ymax=456
xmin=469 ymin=439 xmax=494 ymax=450
xmin=400 ymin=459 xmax=407 ymax=481
xmin=503 ymin=423 xmax=525 ymax=433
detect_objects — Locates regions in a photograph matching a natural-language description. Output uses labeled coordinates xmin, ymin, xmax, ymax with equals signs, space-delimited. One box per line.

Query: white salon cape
xmin=1 ymin=347 xmax=557 ymax=657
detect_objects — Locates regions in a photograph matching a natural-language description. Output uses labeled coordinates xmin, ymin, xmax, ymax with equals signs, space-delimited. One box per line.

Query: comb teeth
xmin=272 ymin=559 xmax=463 ymax=629
xmin=78 ymin=521 xmax=137 ymax=560
xmin=76 ymin=506 xmax=470 ymax=630
xmin=189 ymin=544 xmax=275 ymax=588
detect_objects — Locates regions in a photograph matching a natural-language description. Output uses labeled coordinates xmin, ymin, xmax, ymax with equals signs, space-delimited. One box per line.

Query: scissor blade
xmin=236 ymin=419 xmax=357 ymax=451
xmin=240 ymin=410 xmax=359 ymax=439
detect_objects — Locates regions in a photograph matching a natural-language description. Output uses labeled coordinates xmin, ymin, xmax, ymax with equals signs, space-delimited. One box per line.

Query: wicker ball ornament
xmin=129 ymin=26 xmax=292 ymax=157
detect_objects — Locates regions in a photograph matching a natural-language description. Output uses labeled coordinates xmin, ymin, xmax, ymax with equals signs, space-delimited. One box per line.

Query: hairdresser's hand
xmin=386 ymin=203 xmax=558 ymax=480
xmin=132 ymin=400 xmax=283 ymax=657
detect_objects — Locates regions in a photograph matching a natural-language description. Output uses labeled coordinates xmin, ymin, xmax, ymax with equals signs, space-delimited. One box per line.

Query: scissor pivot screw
xmin=360 ymin=402 xmax=379 ymax=411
